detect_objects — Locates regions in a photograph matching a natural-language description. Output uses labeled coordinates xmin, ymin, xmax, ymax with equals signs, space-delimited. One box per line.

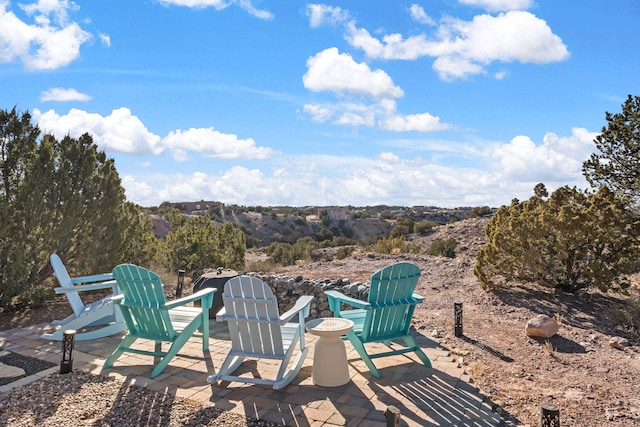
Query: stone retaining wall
xmin=245 ymin=272 xmax=370 ymax=318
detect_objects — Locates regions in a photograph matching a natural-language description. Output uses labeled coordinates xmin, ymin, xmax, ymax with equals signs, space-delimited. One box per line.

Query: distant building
xmin=321 ymin=206 xmax=353 ymax=221
xmin=176 ymin=200 xmax=221 ymax=213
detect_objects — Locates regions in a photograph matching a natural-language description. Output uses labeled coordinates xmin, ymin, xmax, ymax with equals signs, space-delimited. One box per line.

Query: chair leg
xmin=403 ymin=335 xmax=432 ymax=369
xmin=104 ymin=335 xmax=137 ymax=368
xmin=346 ymin=331 xmax=381 ymax=378
xmin=274 ymin=346 xmax=308 ymax=390
xmin=151 ymin=319 xmax=203 ymax=378
xmin=208 ymin=354 xmax=246 ymax=383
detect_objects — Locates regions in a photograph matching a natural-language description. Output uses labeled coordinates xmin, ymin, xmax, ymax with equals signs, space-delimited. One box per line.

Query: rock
xmin=431 ymin=328 xmax=441 ymax=338
xmin=609 ymin=337 xmax=630 ymax=349
xmin=525 ymin=314 xmax=559 ymax=338
xmin=0 ymin=361 xmax=26 ymax=378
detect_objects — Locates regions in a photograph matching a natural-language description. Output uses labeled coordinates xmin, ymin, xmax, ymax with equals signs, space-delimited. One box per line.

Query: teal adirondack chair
xmin=324 ymin=262 xmax=432 ymax=378
xmin=207 ymin=276 xmax=314 ymax=389
xmin=104 ymin=264 xmax=215 ymax=378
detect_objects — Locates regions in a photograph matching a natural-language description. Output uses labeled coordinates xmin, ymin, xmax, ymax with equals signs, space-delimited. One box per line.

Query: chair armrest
xmin=54 ymin=280 xmax=119 ymax=294
xmin=412 ymin=293 xmax=425 ymax=304
xmin=279 ymin=295 xmax=314 ymax=324
xmin=325 ymin=290 xmax=371 ymax=310
xmin=111 ymin=294 xmax=125 ymax=304
xmin=164 ymin=287 xmax=215 ymax=310
xmin=215 ymin=307 xmax=226 ymax=322
xmin=71 ymin=273 xmax=113 ymax=284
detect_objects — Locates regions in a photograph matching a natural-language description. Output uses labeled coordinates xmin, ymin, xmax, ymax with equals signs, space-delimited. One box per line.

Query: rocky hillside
xmin=149 ymin=206 xmax=481 ymax=247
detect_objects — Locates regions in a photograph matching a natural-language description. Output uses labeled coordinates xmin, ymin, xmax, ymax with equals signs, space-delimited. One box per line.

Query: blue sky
xmin=2 ymin=0 xmax=639 ymax=208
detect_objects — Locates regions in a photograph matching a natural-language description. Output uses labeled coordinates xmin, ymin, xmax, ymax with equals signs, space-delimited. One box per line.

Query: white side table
xmin=305 ymin=317 xmax=354 ymax=387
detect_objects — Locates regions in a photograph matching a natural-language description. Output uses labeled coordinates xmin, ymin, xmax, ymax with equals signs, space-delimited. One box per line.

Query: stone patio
xmin=0 ymin=321 xmax=503 ymax=426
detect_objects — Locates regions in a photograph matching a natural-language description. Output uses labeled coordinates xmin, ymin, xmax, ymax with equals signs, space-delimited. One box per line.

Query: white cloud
xmin=303 ymin=47 xmax=404 ymax=98
xmin=304 ymin=98 xmax=452 ymax=132
xmin=122 ymin=127 xmax=596 ymax=209
xmin=341 ymin=10 xmax=568 ymax=81
xmin=345 ymin=23 xmax=435 ymax=60
xmin=409 ymin=4 xmax=435 ymax=26
xmin=379 ymin=111 xmax=451 ymax=132
xmin=33 ymin=107 xmax=164 ymax=155
xmin=40 ymin=87 xmax=91 ymax=102
xmin=99 ymin=32 xmax=110 ymax=47
xmin=157 ymin=0 xmax=273 ymax=19
xmin=459 ymin=0 xmax=533 ymax=12
xmin=306 ymin=4 xmax=350 ymax=28
xmin=489 ymin=128 xmax=597 ymax=182
xmin=33 ymin=107 xmax=278 ymax=161
xmin=0 ymin=0 xmax=91 ymax=70
xmin=162 ymin=127 xmax=276 ymax=161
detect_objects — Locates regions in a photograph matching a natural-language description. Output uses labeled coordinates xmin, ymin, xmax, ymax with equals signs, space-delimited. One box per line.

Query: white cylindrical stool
xmin=305 ymin=317 xmax=354 ymax=387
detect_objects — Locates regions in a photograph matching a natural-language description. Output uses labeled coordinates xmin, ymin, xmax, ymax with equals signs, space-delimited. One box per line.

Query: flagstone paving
xmin=0 ymin=321 xmax=503 ymax=426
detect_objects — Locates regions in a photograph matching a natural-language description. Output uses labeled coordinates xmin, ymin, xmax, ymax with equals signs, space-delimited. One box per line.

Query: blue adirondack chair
xmin=207 ymin=276 xmax=314 ymax=389
xmin=41 ymin=254 xmax=126 ymax=341
xmin=104 ymin=264 xmax=215 ymax=378
xmin=324 ymin=262 xmax=432 ymax=378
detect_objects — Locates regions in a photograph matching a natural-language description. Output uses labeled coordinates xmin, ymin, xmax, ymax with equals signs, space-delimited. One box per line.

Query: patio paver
xmin=0 ymin=320 xmax=504 ymax=426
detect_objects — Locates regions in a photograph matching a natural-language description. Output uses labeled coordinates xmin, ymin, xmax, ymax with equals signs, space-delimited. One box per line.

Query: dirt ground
xmin=2 ymin=216 xmax=639 ymax=426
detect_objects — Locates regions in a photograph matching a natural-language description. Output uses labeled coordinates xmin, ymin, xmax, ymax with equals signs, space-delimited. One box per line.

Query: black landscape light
xmin=540 ymin=402 xmax=560 ymax=427
xmin=454 ymin=302 xmax=463 ymax=337
xmin=60 ymin=329 xmax=75 ymax=374
xmin=176 ymin=269 xmax=185 ymax=298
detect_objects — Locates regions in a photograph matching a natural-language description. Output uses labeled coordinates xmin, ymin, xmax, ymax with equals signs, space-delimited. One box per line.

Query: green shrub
xmin=374 ymin=236 xmax=421 ymax=254
xmin=474 ymin=184 xmax=640 ymax=293
xmin=335 ymin=246 xmax=355 ymax=260
xmin=427 ymin=238 xmax=457 ymax=258
xmin=266 ymin=237 xmax=319 ymax=266
xmin=467 ymin=206 xmax=492 ymax=218
xmin=413 ymin=221 xmax=435 ymax=235
xmin=607 ymin=296 xmax=640 ymax=339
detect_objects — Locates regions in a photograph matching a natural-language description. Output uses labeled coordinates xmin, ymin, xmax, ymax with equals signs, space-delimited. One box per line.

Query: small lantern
xmin=176 ymin=269 xmax=185 ymax=298
xmin=454 ymin=302 xmax=463 ymax=337
xmin=540 ymin=402 xmax=560 ymax=427
xmin=60 ymin=329 xmax=76 ymax=374
xmin=384 ymin=406 xmax=401 ymax=427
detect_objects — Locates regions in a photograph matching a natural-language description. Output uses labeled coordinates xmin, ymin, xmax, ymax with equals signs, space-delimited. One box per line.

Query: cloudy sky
xmin=2 ymin=0 xmax=639 ymax=208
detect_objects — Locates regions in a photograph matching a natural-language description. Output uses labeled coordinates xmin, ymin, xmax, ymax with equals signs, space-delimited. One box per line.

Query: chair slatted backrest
xmin=222 ymin=276 xmax=285 ymax=356
xmin=50 ymin=254 xmax=85 ymax=317
xmin=363 ymin=262 xmax=421 ymax=342
xmin=112 ymin=264 xmax=175 ymax=340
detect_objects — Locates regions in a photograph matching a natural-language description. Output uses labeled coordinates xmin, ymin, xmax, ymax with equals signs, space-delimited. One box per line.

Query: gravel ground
xmin=0 ymin=371 xmax=283 ymax=427
xmin=0 ymin=352 xmax=55 ymax=386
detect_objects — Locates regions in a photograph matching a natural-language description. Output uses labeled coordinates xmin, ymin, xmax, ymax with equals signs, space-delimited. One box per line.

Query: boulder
xmin=525 ymin=314 xmax=559 ymax=338
xmin=609 ymin=337 xmax=630 ymax=349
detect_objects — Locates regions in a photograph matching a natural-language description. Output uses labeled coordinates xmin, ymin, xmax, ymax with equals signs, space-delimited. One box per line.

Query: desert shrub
xmin=467 ymin=206 xmax=493 ymax=218
xmin=314 ymin=225 xmax=334 ymax=243
xmin=266 ymin=237 xmax=319 ymax=266
xmin=607 ymin=296 xmax=640 ymax=339
xmin=413 ymin=221 xmax=435 ymax=235
xmin=374 ymin=236 xmax=421 ymax=254
xmin=0 ymin=108 xmax=157 ymax=309
xmin=427 ymin=238 xmax=457 ymax=258
xmin=335 ymin=245 xmax=355 ymax=260
xmin=164 ymin=215 xmax=246 ymax=279
xmin=474 ymin=183 xmax=640 ymax=293
xmin=11 ymin=284 xmax=52 ymax=309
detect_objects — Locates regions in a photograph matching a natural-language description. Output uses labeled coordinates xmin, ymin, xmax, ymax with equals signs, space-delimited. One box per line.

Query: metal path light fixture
xmin=454 ymin=302 xmax=463 ymax=337
xmin=60 ymin=329 xmax=76 ymax=374
xmin=176 ymin=269 xmax=185 ymax=298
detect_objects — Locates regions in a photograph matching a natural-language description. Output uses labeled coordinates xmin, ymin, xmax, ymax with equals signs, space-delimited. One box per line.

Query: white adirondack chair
xmin=207 ymin=276 xmax=314 ymax=390
xmin=41 ymin=254 xmax=126 ymax=341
